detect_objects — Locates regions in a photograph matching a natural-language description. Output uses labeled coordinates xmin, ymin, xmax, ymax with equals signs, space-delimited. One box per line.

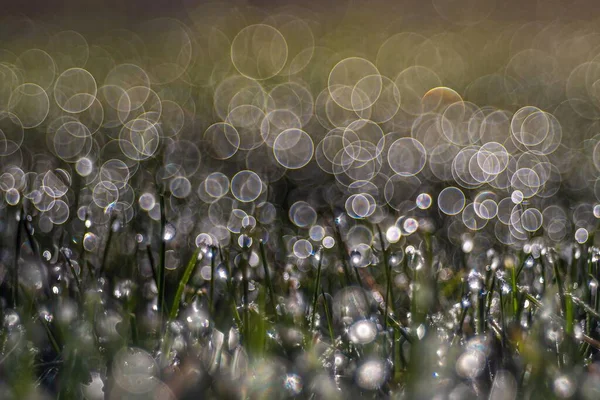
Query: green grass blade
xmin=168 ymin=248 xmax=201 ymax=321
xmin=310 ymin=248 xmax=323 ymax=331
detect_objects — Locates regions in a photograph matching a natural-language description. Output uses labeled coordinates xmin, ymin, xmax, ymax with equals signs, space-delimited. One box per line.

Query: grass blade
xmin=310 ymin=248 xmax=323 ymax=331
xmin=168 ymin=248 xmax=201 ymax=321
xmin=259 ymin=240 xmax=278 ymax=322
xmin=158 ymin=193 xmax=167 ymax=318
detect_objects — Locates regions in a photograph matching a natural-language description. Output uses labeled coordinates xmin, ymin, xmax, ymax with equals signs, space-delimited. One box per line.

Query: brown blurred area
xmin=4 ymin=0 xmax=600 ymax=23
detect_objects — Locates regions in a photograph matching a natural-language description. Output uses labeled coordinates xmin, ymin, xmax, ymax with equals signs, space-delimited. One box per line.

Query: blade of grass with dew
xmin=259 ymin=240 xmax=278 ymax=322
xmin=22 ymin=209 xmax=39 ymax=260
xmin=321 ymin=288 xmax=335 ymax=343
xmin=98 ymin=213 xmax=117 ymax=277
xmin=331 ymin=213 xmax=352 ymax=285
xmin=61 ymin=249 xmax=82 ymax=304
xmin=161 ymin=247 xmax=201 ymax=360
xmin=13 ymin=206 xmax=22 ymax=308
xmin=376 ymin=224 xmax=397 ymax=353
xmin=158 ymin=193 xmax=167 ymax=318
xmin=511 ymin=261 xmax=519 ymax=319
xmin=209 ymin=246 xmax=216 ymax=314
xmin=485 ymin=273 xmax=496 ymax=324
xmin=146 ymin=244 xmax=159 ymax=293
xmin=19 ymin=284 xmax=61 ymax=355
xmin=219 ymin=245 xmax=243 ymax=330
xmin=168 ymin=247 xmax=201 ymax=322
xmin=310 ymin=248 xmax=324 ymax=331
xmin=248 ymin=281 xmax=267 ymax=359
xmin=80 ymin=211 xmax=93 ymax=280
xmin=240 ymin=246 xmax=250 ymax=346
xmin=553 ymin=253 xmax=566 ymax=315
xmin=477 ymin=286 xmax=485 ymax=335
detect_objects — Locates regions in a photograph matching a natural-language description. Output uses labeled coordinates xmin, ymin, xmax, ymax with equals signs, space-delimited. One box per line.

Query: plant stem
xmin=158 ymin=194 xmax=167 ymax=319
xmin=486 ymin=274 xmax=496 ymax=319
xmin=219 ymin=245 xmax=243 ymax=329
xmin=209 ymin=246 xmax=216 ymax=315
xmin=80 ymin=211 xmax=93 ymax=280
xmin=511 ymin=264 xmax=518 ymax=318
xmin=241 ymin=247 xmax=249 ymax=344
xmin=376 ymin=225 xmax=393 ymax=333
xmin=161 ymin=248 xmax=200 ymax=360
xmin=99 ymin=214 xmax=117 ymax=277
xmin=146 ymin=244 xmax=159 ymax=291
xmin=553 ymin=255 xmax=566 ymax=315
xmin=168 ymin=248 xmax=201 ymax=322
xmin=61 ymin=249 xmax=82 ymax=303
xmin=13 ymin=208 xmax=22 ymax=308
xmin=332 ymin=215 xmax=352 ymax=285
xmin=259 ymin=240 xmax=277 ymax=322
xmin=321 ymin=288 xmax=335 ymax=343
xmin=477 ymin=287 xmax=485 ymax=335
xmin=310 ymin=248 xmax=323 ymax=331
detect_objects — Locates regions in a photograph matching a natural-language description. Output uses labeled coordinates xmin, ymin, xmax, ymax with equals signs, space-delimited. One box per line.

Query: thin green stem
xmin=161 ymin=248 xmax=200 ymax=360
xmin=13 ymin=207 xmax=22 ymax=308
xmin=98 ymin=214 xmax=117 ymax=277
xmin=20 ymin=285 xmax=61 ymax=355
xmin=310 ymin=248 xmax=324 ymax=331
xmin=209 ymin=246 xmax=216 ymax=315
xmin=146 ymin=244 xmax=159 ymax=291
xmin=259 ymin=240 xmax=278 ymax=322
xmin=61 ymin=249 xmax=82 ymax=303
xmin=321 ymin=288 xmax=335 ymax=343
xmin=511 ymin=265 xmax=518 ymax=318
xmin=553 ymin=256 xmax=566 ymax=315
xmin=80 ymin=212 xmax=93 ymax=280
xmin=219 ymin=245 xmax=243 ymax=329
xmin=241 ymin=247 xmax=249 ymax=344
xmin=486 ymin=274 xmax=496 ymax=319
xmin=158 ymin=194 xmax=167 ymax=318
xmin=332 ymin=215 xmax=352 ymax=285
xmin=168 ymin=248 xmax=201 ymax=322
xmin=376 ymin=225 xmax=395 ymax=337
xmin=477 ymin=287 xmax=485 ymax=335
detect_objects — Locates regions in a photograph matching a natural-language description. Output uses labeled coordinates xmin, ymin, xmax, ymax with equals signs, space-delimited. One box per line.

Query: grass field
xmin=2 ymin=2 xmax=600 ymax=399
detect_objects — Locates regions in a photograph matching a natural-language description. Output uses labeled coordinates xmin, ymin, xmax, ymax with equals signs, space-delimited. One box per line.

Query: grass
xmin=3 ymin=188 xmax=600 ymax=399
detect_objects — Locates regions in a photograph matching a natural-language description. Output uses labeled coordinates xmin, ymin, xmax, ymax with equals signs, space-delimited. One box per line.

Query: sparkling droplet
xmin=416 ymin=193 xmax=432 ymax=209
xmin=163 ymin=224 xmax=176 ymax=241
xmin=553 ymin=375 xmax=576 ymax=398
xmin=283 ymin=373 xmax=303 ymax=396
xmin=114 ymin=279 xmax=135 ymax=300
xmin=83 ymin=232 xmax=99 ymax=252
xmin=5 ymin=188 xmax=20 ymax=206
xmin=347 ymin=319 xmax=378 ymax=345
xmin=386 ymin=226 xmax=401 ymax=243
xmin=511 ymin=190 xmax=523 ymax=204
xmin=468 ymin=270 xmax=483 ymax=291
xmin=462 ymin=239 xmax=474 ymax=253
xmin=575 ymin=228 xmax=588 ymax=244
xmin=139 ymin=193 xmax=156 ymax=211
xmin=322 ymin=236 xmax=335 ymax=249
xmin=238 ymin=234 xmax=253 ymax=249
xmin=456 ymin=350 xmax=486 ymax=379
xmin=403 ymin=218 xmax=418 ymax=234
xmin=355 ymin=358 xmax=389 ymax=391
xmin=112 ymin=347 xmax=158 ymax=394
xmin=81 ymin=371 xmax=104 ymax=400
xmin=350 ymin=250 xmax=362 ymax=266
